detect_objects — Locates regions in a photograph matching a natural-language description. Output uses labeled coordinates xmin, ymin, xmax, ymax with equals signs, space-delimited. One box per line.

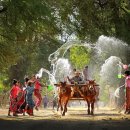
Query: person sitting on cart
xmin=67 ymin=71 xmax=84 ymax=84
xmin=67 ymin=71 xmax=84 ymax=97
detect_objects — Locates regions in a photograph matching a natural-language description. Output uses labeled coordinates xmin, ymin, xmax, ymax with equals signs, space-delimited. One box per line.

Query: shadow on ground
xmin=1 ymin=108 xmax=130 ymax=130
xmin=1 ymin=118 xmax=130 ymax=130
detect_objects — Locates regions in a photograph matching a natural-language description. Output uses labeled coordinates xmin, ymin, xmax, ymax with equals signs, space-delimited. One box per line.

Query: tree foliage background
xmin=0 ymin=0 xmax=130 ymax=89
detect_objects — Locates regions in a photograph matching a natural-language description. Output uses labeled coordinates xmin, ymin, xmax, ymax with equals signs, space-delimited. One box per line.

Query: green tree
xmin=0 ymin=0 xmax=62 ymax=83
xmin=1 ymin=0 xmax=130 ymax=86
xmin=46 ymin=0 xmax=130 ymax=43
xmin=69 ymin=46 xmax=91 ymax=69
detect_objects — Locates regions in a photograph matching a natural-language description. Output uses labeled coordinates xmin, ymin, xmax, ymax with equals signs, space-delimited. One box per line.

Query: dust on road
xmin=0 ymin=107 xmax=130 ymax=130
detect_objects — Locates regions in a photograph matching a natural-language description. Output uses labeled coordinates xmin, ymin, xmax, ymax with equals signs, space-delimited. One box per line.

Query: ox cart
xmin=55 ymin=80 xmax=99 ymax=116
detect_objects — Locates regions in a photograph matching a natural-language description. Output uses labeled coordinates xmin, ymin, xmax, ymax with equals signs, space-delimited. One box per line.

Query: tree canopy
xmin=69 ymin=46 xmax=91 ymax=69
xmin=0 ymin=0 xmax=130 ymax=83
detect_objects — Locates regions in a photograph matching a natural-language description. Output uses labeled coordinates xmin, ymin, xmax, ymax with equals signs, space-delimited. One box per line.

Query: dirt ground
xmin=0 ymin=107 xmax=130 ymax=130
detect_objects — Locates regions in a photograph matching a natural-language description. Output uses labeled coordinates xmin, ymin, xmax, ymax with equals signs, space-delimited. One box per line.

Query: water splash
xmin=36 ymin=35 xmax=129 ymax=101
xmin=95 ymin=35 xmax=128 ymax=58
xmin=54 ymin=58 xmax=71 ymax=82
xmin=100 ymin=56 xmax=122 ymax=84
xmin=88 ymin=35 xmax=128 ymax=79
xmin=117 ymin=62 xmax=123 ymax=78
xmin=36 ymin=68 xmax=57 ymax=94
xmin=98 ymin=36 xmax=128 ymax=77
xmin=36 ymin=68 xmax=56 ymax=84
xmin=36 ymin=40 xmax=94 ymax=94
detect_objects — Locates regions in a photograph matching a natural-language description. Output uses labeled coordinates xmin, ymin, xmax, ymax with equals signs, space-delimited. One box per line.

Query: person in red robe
xmin=124 ymin=71 xmax=130 ymax=114
xmin=16 ymin=83 xmax=27 ymax=115
xmin=8 ymin=79 xmax=21 ymax=116
xmin=34 ymin=76 xmax=42 ymax=110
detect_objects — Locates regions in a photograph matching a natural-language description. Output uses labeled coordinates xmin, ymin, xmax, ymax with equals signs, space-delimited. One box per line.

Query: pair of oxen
xmin=55 ymin=80 xmax=99 ymax=116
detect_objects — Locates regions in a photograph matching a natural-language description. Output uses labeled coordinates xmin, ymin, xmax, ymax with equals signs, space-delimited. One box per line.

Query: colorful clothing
xmin=26 ymin=86 xmax=35 ymax=109
xmin=34 ymin=80 xmax=42 ymax=107
xmin=9 ymin=85 xmax=20 ymax=113
xmin=17 ymin=88 xmax=26 ymax=113
xmin=35 ymin=80 xmax=41 ymax=90
xmin=125 ymin=76 xmax=130 ymax=88
xmin=126 ymin=87 xmax=130 ymax=112
xmin=10 ymin=85 xmax=20 ymax=99
xmin=125 ymin=76 xmax=130 ymax=113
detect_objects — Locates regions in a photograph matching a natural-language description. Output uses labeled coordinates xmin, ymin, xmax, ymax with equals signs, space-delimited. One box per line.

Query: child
xmin=26 ymin=81 xmax=35 ymax=116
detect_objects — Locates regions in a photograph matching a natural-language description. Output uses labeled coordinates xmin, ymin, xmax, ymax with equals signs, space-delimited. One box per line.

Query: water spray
xmin=36 ymin=35 xmax=129 ymax=105
xmin=117 ymin=62 xmax=123 ymax=79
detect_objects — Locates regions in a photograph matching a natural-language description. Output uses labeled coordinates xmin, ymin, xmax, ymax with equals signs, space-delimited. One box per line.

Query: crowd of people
xmin=8 ymin=75 xmax=42 ymax=116
xmin=7 ymin=66 xmax=89 ymax=116
xmin=8 ymin=65 xmax=130 ymax=116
